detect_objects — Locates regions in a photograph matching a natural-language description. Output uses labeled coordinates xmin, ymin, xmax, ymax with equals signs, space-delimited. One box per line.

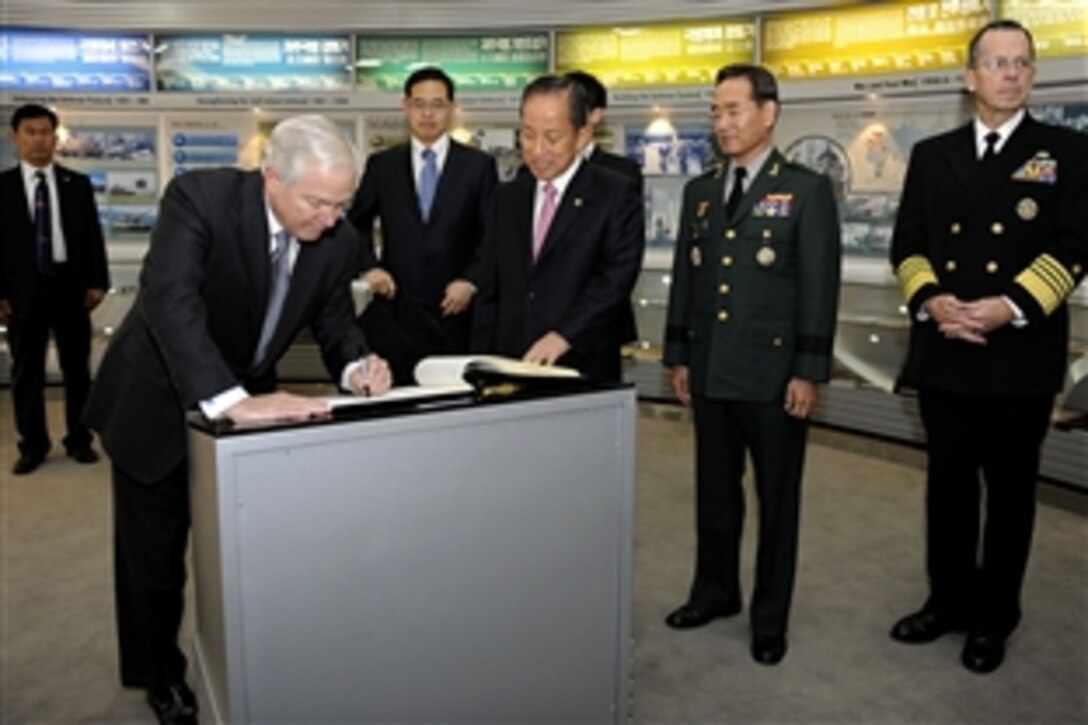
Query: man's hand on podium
xmin=226 ymin=392 xmax=331 ymax=425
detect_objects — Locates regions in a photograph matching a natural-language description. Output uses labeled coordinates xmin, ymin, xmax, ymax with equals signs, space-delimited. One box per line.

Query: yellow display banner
xmin=762 ymin=1 xmax=991 ymax=79
xmin=1001 ymin=0 xmax=1088 ymax=57
xmin=555 ymin=20 xmax=755 ymax=88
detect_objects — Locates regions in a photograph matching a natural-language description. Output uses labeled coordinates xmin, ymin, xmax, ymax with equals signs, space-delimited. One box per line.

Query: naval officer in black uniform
xmin=889 ymin=19 xmax=1088 ymax=674
xmin=662 ymin=64 xmax=841 ymax=665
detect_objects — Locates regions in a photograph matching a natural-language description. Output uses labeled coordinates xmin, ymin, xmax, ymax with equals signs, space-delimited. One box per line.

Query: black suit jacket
xmin=589 ymin=146 xmax=643 ymax=191
xmin=0 ymin=163 xmax=109 ymax=315
xmin=84 ymin=169 xmax=368 ymax=483
xmin=471 ymin=162 xmax=643 ymax=381
xmin=349 ymin=140 xmax=498 ymax=309
xmin=891 ymin=116 xmax=1088 ymax=396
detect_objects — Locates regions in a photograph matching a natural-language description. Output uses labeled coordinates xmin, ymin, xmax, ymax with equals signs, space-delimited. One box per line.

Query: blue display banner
xmin=0 ymin=29 xmax=151 ymax=92
xmin=155 ymin=34 xmax=352 ymax=92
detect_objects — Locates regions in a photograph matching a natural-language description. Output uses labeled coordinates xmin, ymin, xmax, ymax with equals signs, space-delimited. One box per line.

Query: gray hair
xmin=261 ymin=114 xmax=360 ymax=187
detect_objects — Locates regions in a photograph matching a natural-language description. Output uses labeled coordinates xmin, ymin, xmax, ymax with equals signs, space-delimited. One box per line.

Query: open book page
xmin=416 ymin=355 xmax=581 ymax=386
xmin=320 ymin=355 xmax=579 ymax=411
xmin=322 ymin=383 xmax=473 ymax=410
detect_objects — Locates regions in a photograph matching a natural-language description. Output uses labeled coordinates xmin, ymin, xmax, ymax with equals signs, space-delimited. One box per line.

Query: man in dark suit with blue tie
xmin=471 ymin=74 xmax=643 ymax=382
xmin=349 ymin=67 xmax=498 ymax=352
xmin=84 ymin=115 xmax=391 ymax=724
xmin=0 ymin=103 xmax=109 ymax=474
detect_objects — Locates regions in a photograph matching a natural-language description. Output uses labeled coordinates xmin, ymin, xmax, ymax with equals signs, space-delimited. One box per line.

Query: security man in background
xmin=0 ymin=103 xmax=109 ymax=474
xmin=662 ymin=64 xmax=841 ymax=666
xmin=889 ymin=19 xmax=1088 ymax=674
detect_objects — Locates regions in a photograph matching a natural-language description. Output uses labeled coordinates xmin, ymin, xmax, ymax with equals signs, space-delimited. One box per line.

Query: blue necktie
xmin=34 ymin=170 xmax=55 ymax=275
xmin=253 ymin=230 xmax=291 ymax=366
xmin=418 ymin=148 xmax=438 ymax=222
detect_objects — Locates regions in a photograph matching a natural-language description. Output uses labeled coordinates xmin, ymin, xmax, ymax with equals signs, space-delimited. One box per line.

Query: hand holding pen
xmin=349 ymin=353 xmax=392 ymax=397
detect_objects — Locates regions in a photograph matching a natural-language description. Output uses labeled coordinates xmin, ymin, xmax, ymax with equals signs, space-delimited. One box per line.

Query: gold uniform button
xmin=719 ymin=283 xmax=730 ymax=294
xmin=991 ymin=222 xmax=1004 ymax=235
xmin=762 ymin=229 xmax=772 ymax=239
xmin=717 ymin=310 xmax=729 ymax=322
xmin=945 ymin=260 xmax=957 ymax=272
xmin=725 ymin=229 xmax=737 ymax=239
xmin=722 ymin=255 xmax=733 ymax=267
xmin=986 ymin=261 xmax=999 ymax=273
xmin=772 ymin=336 xmax=783 ymax=347
xmin=950 ymin=222 xmax=961 ymax=235
xmin=1073 ymin=264 xmax=1083 ymax=276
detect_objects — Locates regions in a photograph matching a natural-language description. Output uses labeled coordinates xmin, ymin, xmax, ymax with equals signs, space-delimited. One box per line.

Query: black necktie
xmin=725 ymin=166 xmax=747 ymax=220
xmin=34 ymin=170 xmax=55 ymax=275
xmin=981 ymin=131 xmax=1000 ymax=162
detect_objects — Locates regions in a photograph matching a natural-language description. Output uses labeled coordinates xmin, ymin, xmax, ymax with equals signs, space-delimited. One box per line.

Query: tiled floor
xmin=1 ymin=390 xmax=1085 ymax=723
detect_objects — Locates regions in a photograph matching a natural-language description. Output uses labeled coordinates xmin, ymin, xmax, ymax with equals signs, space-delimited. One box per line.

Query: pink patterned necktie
xmin=533 ymin=182 xmax=558 ymax=262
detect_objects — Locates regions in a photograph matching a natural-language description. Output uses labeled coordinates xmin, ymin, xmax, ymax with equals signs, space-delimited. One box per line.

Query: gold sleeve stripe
xmin=1014 ymin=253 xmax=1075 ymax=316
xmin=895 ymin=255 xmax=938 ymax=303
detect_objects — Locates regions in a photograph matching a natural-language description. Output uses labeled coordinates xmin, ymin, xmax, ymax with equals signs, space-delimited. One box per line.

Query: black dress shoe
xmin=890 ymin=609 xmax=964 ymax=644
xmin=12 ymin=453 xmax=45 ymax=475
xmin=962 ymin=631 xmax=1005 ymax=674
xmin=751 ymin=634 xmax=788 ymax=665
xmin=66 ymin=446 xmax=99 ymax=464
xmin=146 ymin=682 xmax=199 ymax=725
xmin=664 ymin=600 xmax=741 ymax=629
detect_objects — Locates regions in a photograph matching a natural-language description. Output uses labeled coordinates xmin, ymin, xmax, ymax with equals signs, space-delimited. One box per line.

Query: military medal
xmin=753 ymin=193 xmax=793 ymax=218
xmin=1012 ymin=151 xmax=1057 ymax=184
xmin=690 ymin=246 xmax=702 ymax=266
xmin=756 ymin=246 xmax=776 ymax=267
xmin=1016 ymin=197 xmax=1038 ymax=221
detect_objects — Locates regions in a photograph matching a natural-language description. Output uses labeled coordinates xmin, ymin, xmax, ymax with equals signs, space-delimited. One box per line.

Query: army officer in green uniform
xmin=662 ymin=64 xmax=841 ymax=666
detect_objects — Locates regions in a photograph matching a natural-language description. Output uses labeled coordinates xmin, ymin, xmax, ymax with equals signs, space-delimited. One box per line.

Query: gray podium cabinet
xmin=187 ymin=385 xmax=636 ymax=724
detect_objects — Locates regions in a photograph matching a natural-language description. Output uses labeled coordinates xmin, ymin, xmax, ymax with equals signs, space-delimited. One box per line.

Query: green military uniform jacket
xmin=664 ymin=149 xmax=842 ymax=402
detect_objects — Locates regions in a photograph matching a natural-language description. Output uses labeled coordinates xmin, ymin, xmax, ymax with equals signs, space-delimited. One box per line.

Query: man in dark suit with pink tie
xmin=471 ymin=74 xmax=643 ymax=382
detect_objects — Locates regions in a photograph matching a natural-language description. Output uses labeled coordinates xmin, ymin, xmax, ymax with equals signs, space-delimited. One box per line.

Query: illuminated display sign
xmin=155 ymin=34 xmax=352 ymax=92
xmin=556 ymin=20 xmax=755 ymax=88
xmin=0 ymin=29 xmax=151 ymax=92
xmin=761 ymin=1 xmax=992 ymax=79
xmin=355 ymin=33 xmax=549 ymax=92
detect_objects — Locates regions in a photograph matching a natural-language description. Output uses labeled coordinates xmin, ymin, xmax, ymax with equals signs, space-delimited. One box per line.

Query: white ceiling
xmin=3 ymin=0 xmax=846 ymax=31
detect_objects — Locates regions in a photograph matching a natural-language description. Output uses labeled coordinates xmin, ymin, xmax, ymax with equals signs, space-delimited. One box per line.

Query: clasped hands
xmin=925 ymin=294 xmax=1015 ymax=344
xmin=364 ymin=268 xmax=475 ymax=317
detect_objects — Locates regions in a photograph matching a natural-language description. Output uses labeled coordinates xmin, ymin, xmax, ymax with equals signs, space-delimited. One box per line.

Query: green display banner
xmin=555 ymin=20 xmax=755 ymax=88
xmin=355 ymin=33 xmax=549 ymax=92
xmin=1000 ymin=0 xmax=1088 ymax=58
xmin=762 ymin=0 xmax=991 ymax=79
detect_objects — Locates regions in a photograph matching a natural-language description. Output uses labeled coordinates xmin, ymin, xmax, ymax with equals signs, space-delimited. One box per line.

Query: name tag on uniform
xmin=1012 ymin=152 xmax=1057 ymax=185
xmin=752 ymin=193 xmax=793 ymax=218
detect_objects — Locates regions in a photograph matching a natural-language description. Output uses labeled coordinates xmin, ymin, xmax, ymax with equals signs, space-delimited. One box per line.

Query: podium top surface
xmin=188 ymin=379 xmax=633 ymax=439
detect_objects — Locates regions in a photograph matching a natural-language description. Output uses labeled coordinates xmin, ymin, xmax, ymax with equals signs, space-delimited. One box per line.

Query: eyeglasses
xmin=408 ymin=99 xmax=451 ymax=113
xmin=302 ymin=195 xmax=350 ymax=216
xmin=976 ymin=56 xmax=1033 ymax=73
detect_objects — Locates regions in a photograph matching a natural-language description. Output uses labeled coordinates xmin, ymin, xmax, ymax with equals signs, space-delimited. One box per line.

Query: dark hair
xmin=11 ymin=103 xmax=58 ymax=132
xmin=715 ymin=64 xmax=779 ymax=105
xmin=967 ymin=19 xmax=1035 ymax=67
xmin=404 ymin=66 xmax=455 ymax=101
xmin=566 ymin=70 xmax=607 ymax=111
xmin=520 ymin=74 xmax=588 ymax=129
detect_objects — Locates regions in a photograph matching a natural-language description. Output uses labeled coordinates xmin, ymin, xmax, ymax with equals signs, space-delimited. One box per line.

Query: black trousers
xmin=917 ymin=388 xmax=1053 ymax=636
xmin=689 ymin=395 xmax=808 ymax=637
xmin=112 ymin=460 xmax=191 ymax=690
xmin=7 ymin=268 xmax=93 ymax=456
